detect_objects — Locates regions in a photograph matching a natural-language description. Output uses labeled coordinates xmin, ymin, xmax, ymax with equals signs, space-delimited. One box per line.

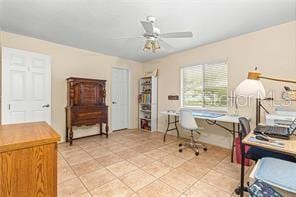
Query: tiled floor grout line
xmin=77 ymin=140 xmax=145 ymax=196
xmin=205 ymin=156 xmax=235 ymax=194
xmin=58 ymin=131 xmax=236 ymax=197
xmin=78 ymin=142 xmax=136 ymax=196
xmin=58 ymin=148 xmax=94 ymax=196
xmin=175 ymin=149 xmax=235 ymax=196
xmin=78 ymin=134 xmax=186 ymax=195
xmin=103 ymin=162 xmax=140 ymax=194
xmin=196 ymin=156 xmax=234 ymax=196
xmin=65 ymin=140 xmax=141 ymax=196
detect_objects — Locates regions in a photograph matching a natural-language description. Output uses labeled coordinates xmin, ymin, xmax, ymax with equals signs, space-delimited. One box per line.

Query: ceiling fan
xmin=113 ymin=16 xmax=193 ymax=53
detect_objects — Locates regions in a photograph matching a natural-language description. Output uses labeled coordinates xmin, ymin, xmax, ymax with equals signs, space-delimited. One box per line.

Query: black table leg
xmin=163 ymin=114 xmax=179 ymax=142
xmin=240 ymin=141 xmax=245 ymax=196
xmin=235 ymin=131 xmax=246 ymax=196
xmin=231 ymin=123 xmax=236 ymax=163
xmin=163 ymin=115 xmax=170 ymax=142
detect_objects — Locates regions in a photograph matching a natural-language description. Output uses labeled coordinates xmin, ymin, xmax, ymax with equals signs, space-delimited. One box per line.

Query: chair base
xmin=179 ymin=130 xmax=207 ymax=156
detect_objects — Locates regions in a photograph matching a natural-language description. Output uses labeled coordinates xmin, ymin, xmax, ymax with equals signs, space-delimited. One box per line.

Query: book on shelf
xmin=139 ymin=94 xmax=151 ymax=104
xmin=138 ymin=75 xmax=157 ymax=131
xmin=140 ymin=119 xmax=151 ymax=130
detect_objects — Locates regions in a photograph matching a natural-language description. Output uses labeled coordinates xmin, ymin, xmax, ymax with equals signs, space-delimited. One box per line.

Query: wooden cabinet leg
xmin=66 ymin=126 xmax=69 ymax=142
xmin=105 ymin=124 xmax=109 ymax=138
xmin=69 ymin=127 xmax=73 ymax=146
xmin=100 ymin=123 xmax=103 ymax=135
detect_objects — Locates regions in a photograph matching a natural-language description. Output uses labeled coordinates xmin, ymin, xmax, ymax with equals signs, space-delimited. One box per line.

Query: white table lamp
xmin=235 ymin=67 xmax=296 ymax=125
xmin=235 ymin=78 xmax=266 ymax=99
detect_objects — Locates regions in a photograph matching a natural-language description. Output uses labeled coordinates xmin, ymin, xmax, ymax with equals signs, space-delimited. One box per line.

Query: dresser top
xmin=66 ymin=77 xmax=106 ymax=82
xmin=0 ymin=122 xmax=60 ymax=152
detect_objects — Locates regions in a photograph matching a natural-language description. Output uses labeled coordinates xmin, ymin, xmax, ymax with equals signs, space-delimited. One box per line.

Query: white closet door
xmin=30 ymin=53 xmax=51 ymax=123
xmin=2 ymin=47 xmax=51 ymax=124
xmin=111 ymin=68 xmax=129 ymax=131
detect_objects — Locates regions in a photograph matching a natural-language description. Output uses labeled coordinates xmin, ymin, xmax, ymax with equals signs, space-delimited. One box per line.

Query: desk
xmin=0 ymin=122 xmax=60 ymax=197
xmin=160 ymin=111 xmax=249 ymax=162
xmin=237 ymin=132 xmax=296 ymax=196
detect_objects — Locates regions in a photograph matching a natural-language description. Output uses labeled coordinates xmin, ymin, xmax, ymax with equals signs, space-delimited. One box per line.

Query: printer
xmin=265 ymin=107 xmax=296 ymax=127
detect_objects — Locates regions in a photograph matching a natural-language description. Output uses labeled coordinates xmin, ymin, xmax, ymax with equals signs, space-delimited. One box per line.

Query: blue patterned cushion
xmin=249 ymin=179 xmax=283 ymax=197
xmin=255 ymin=157 xmax=296 ymax=193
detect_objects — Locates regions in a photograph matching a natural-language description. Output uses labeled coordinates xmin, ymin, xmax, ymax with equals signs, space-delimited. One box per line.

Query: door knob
xmin=112 ymin=101 xmax=117 ymax=104
xmin=42 ymin=104 xmax=50 ymax=108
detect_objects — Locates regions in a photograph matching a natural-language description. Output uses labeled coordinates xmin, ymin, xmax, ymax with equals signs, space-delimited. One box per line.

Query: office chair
xmin=235 ymin=117 xmax=253 ymax=195
xmin=239 ymin=117 xmax=251 ymax=138
xmin=178 ymin=109 xmax=207 ymax=156
xmin=239 ymin=117 xmax=259 ymax=164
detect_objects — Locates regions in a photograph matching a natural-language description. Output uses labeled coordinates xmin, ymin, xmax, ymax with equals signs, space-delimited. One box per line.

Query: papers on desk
xmin=248 ymin=136 xmax=285 ymax=148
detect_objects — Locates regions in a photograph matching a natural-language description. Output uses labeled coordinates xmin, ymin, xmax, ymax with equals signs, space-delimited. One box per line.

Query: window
xmin=181 ymin=62 xmax=228 ymax=110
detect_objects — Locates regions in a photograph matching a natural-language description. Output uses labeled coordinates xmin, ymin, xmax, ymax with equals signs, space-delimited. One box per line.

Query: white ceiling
xmin=0 ymin=0 xmax=295 ymax=62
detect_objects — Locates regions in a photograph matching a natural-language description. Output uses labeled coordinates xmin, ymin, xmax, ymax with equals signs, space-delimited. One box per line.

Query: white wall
xmin=143 ymin=21 xmax=296 ymax=148
xmin=0 ymin=31 xmax=144 ymax=142
xmin=1 ymin=21 xmax=295 ymax=148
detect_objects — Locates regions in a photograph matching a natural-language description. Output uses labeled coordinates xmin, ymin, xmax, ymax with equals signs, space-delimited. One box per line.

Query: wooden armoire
xmin=66 ymin=77 xmax=108 ymax=145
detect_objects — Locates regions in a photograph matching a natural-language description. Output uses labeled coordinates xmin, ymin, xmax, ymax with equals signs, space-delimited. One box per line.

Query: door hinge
xmin=8 ymin=104 xmax=11 ymax=110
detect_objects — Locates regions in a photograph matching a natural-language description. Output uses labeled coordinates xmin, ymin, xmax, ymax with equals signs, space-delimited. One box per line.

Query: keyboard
xmin=254 ymin=125 xmax=289 ymax=139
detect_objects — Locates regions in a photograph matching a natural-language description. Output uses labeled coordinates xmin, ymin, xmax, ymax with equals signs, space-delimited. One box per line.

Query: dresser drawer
xmin=74 ymin=111 xmax=105 ymax=120
xmin=70 ymin=106 xmax=107 ymax=125
xmin=73 ymin=118 xmax=103 ymax=126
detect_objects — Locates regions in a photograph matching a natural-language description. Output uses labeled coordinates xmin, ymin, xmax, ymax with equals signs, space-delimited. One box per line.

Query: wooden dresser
xmin=66 ymin=77 xmax=109 ymax=145
xmin=0 ymin=122 xmax=60 ymax=197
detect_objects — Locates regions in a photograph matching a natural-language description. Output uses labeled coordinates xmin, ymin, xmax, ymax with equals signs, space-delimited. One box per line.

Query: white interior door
xmin=112 ymin=68 xmax=129 ymax=131
xmin=2 ymin=47 xmax=51 ymax=124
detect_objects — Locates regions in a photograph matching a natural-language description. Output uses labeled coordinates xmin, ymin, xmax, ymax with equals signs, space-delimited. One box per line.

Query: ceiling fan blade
xmin=160 ymin=32 xmax=193 ymax=38
xmin=140 ymin=21 xmax=154 ymax=34
xmin=159 ymin=39 xmax=174 ymax=51
xmin=112 ymin=36 xmax=143 ymax=40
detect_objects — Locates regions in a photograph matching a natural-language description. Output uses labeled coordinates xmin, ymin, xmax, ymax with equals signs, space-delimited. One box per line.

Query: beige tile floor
xmin=58 ymin=129 xmax=244 ymax=197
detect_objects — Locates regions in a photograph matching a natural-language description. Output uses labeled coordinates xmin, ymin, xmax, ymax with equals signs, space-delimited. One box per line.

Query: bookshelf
xmin=138 ymin=76 xmax=158 ymax=131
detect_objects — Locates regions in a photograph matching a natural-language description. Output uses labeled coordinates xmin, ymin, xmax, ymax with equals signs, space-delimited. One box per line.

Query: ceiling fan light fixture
xmin=143 ymin=40 xmax=152 ymax=51
xmin=151 ymin=41 xmax=160 ymax=53
xmin=143 ymin=39 xmax=161 ymax=53
xmin=154 ymin=41 xmax=160 ymax=50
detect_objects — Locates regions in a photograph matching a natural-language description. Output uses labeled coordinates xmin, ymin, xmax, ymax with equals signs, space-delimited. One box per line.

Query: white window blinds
xmin=181 ymin=62 xmax=228 ymax=109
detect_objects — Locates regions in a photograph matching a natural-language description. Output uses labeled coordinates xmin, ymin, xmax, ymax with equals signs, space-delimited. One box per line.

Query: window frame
xmin=180 ymin=60 xmax=228 ymax=112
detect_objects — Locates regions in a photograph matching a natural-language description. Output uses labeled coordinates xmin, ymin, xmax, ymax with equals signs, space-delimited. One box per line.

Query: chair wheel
xmin=179 ymin=143 xmax=182 ymax=147
xmin=203 ymin=148 xmax=207 ymax=151
xmin=234 ymin=187 xmax=241 ymax=195
xmin=195 ymin=152 xmax=199 ymax=156
xmin=179 ymin=149 xmax=182 ymax=152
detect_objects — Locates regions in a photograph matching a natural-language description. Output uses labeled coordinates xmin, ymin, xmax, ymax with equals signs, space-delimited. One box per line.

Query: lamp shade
xmin=235 ymin=79 xmax=266 ymax=99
